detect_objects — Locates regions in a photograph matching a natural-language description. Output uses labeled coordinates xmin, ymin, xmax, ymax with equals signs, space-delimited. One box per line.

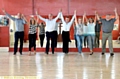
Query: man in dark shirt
xmin=95 ymin=20 xmax=102 ymax=48
xmin=96 ymin=8 xmax=118 ymax=56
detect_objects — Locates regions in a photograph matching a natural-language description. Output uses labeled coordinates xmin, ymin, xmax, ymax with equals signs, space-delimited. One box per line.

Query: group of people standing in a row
xmin=2 ymin=8 xmax=118 ymax=56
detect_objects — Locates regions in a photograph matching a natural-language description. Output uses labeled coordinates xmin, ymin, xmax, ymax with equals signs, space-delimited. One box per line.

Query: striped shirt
xmin=75 ymin=24 xmax=83 ymax=35
xmin=38 ymin=24 xmax=45 ymax=35
xmin=29 ymin=25 xmax=37 ymax=34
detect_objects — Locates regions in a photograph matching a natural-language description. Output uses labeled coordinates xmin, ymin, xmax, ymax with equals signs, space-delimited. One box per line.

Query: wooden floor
xmin=0 ymin=52 xmax=120 ymax=79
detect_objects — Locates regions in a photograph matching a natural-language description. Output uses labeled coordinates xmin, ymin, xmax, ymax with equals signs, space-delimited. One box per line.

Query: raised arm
xmin=60 ymin=12 xmax=65 ymax=23
xmin=84 ymin=13 xmax=88 ymax=23
xmin=21 ymin=15 xmax=29 ymax=26
xmin=70 ymin=10 xmax=76 ymax=23
xmin=82 ymin=13 xmax=85 ymax=24
xmin=21 ymin=14 xmax=27 ymax=24
xmin=95 ymin=11 xmax=100 ymax=21
xmin=94 ymin=11 xmax=97 ymax=24
xmin=2 ymin=9 xmax=16 ymax=21
xmin=75 ymin=11 xmax=78 ymax=26
xmin=114 ymin=8 xmax=119 ymax=19
xmin=54 ymin=9 xmax=61 ymax=21
xmin=36 ymin=11 xmax=46 ymax=22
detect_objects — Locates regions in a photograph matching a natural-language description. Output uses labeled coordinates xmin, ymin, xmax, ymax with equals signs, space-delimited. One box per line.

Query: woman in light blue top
xmin=85 ymin=12 xmax=96 ymax=55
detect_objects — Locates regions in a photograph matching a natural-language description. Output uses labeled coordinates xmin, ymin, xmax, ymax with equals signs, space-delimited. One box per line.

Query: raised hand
xmin=95 ymin=11 xmax=97 ymax=14
xmin=21 ymin=14 xmax=25 ymax=19
xmin=74 ymin=10 xmax=76 ymax=14
xmin=114 ymin=8 xmax=117 ymax=12
xmin=2 ymin=8 xmax=6 ymax=13
xmin=36 ymin=11 xmax=38 ymax=15
xmin=59 ymin=9 xmax=62 ymax=12
xmin=83 ymin=12 xmax=86 ymax=16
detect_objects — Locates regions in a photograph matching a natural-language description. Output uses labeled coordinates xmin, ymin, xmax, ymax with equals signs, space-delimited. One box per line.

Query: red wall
xmin=0 ymin=0 xmax=120 ymax=40
xmin=1 ymin=0 xmax=120 ymax=15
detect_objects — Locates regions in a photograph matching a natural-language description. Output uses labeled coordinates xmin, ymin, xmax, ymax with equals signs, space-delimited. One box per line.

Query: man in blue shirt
xmin=2 ymin=9 xmax=26 ymax=55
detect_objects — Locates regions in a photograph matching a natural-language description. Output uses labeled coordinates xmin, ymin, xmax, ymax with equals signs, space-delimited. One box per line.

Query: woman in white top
xmin=85 ymin=12 xmax=96 ymax=55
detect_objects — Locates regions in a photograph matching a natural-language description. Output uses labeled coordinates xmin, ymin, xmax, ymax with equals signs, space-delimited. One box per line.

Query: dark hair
xmin=89 ymin=18 xmax=94 ymax=23
xmin=30 ymin=18 xmax=36 ymax=25
xmin=66 ymin=16 xmax=69 ymax=18
xmin=41 ymin=22 xmax=44 ymax=25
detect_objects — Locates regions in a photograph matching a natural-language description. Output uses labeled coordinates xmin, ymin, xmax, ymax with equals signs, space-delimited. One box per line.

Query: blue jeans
xmin=76 ymin=35 xmax=84 ymax=53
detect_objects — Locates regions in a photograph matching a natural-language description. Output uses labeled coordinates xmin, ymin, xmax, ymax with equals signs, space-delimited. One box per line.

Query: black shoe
xmin=90 ymin=52 xmax=93 ymax=55
xmin=52 ymin=52 xmax=54 ymax=54
xmin=110 ymin=53 xmax=114 ymax=56
xmin=13 ymin=52 xmax=16 ymax=55
xmin=20 ymin=53 xmax=22 ymax=55
xmin=101 ymin=52 xmax=105 ymax=55
xmin=65 ymin=52 xmax=68 ymax=54
xmin=45 ymin=52 xmax=48 ymax=55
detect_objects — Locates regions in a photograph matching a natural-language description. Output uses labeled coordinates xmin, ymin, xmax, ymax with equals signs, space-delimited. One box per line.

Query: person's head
xmin=41 ymin=22 xmax=44 ymax=25
xmin=30 ymin=17 xmax=36 ymax=25
xmin=89 ymin=18 xmax=94 ymax=23
xmin=65 ymin=17 xmax=70 ymax=23
xmin=106 ymin=14 xmax=111 ymax=21
xmin=41 ymin=22 xmax=45 ymax=27
xmin=48 ymin=13 xmax=53 ymax=20
xmin=78 ymin=18 xmax=82 ymax=24
xmin=17 ymin=13 xmax=22 ymax=19
xmin=84 ymin=22 xmax=87 ymax=26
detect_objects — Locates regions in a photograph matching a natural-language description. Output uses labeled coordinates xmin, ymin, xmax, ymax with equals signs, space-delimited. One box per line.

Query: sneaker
xmin=65 ymin=52 xmax=68 ymax=54
xmin=90 ymin=52 xmax=93 ymax=55
xmin=101 ymin=52 xmax=105 ymax=55
xmin=52 ymin=52 xmax=54 ymax=54
xmin=20 ymin=53 xmax=22 ymax=55
xmin=110 ymin=53 xmax=114 ymax=56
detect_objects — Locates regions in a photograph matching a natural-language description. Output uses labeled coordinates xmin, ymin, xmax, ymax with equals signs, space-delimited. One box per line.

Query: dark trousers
xmin=53 ymin=31 xmax=58 ymax=48
xmin=14 ymin=32 xmax=24 ymax=54
xmin=84 ymin=36 xmax=88 ymax=47
xmin=62 ymin=31 xmax=70 ymax=53
xmin=46 ymin=31 xmax=55 ymax=53
xmin=39 ymin=34 xmax=45 ymax=47
xmin=74 ymin=35 xmax=77 ymax=48
xmin=95 ymin=32 xmax=100 ymax=47
xmin=29 ymin=33 xmax=36 ymax=51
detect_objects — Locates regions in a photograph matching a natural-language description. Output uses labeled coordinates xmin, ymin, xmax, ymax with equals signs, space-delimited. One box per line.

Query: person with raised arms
xmin=36 ymin=10 xmax=61 ymax=54
xmin=2 ymin=9 xmax=27 ymax=55
xmin=96 ymin=8 xmax=118 ymax=56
